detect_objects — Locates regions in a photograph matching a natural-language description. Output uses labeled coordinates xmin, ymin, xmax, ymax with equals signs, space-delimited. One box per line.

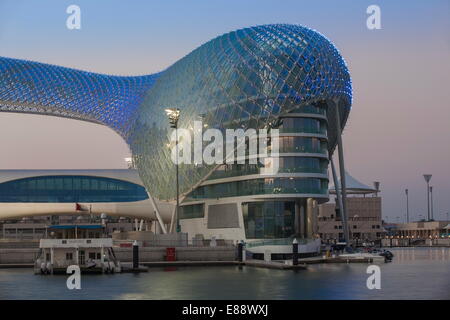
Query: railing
xmin=278 ymin=127 xmax=327 ymax=135
xmin=207 ymin=166 xmax=327 ymax=180
xmin=285 ymin=106 xmax=326 ymax=115
xmin=245 ymin=238 xmax=308 ymax=248
xmin=114 ymin=239 xmax=236 ymax=248
xmin=40 ymin=238 xmax=113 ymax=248
xmin=277 ymin=146 xmax=328 ymax=154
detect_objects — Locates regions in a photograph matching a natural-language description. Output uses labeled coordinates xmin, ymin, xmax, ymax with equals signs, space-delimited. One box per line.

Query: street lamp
xmin=405 ymin=189 xmax=409 ymax=223
xmin=446 ymin=212 xmax=449 ymax=238
xmin=429 ymin=186 xmax=434 ymax=220
xmin=423 ymin=174 xmax=432 ymax=221
xmin=373 ymin=181 xmax=380 ymax=197
xmin=165 ymin=108 xmax=181 ymax=233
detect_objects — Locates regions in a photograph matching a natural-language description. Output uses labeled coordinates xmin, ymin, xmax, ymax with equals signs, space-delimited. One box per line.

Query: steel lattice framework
xmin=0 ymin=24 xmax=352 ymax=201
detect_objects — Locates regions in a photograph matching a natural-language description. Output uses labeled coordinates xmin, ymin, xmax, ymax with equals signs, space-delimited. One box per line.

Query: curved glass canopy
xmin=0 ymin=24 xmax=352 ymax=201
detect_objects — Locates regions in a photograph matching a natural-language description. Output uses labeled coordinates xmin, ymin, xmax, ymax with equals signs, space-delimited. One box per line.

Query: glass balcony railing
xmin=207 ymin=166 xmax=327 ymax=180
xmin=278 ymin=127 xmax=327 ymax=135
xmin=188 ymin=185 xmax=328 ymax=200
xmin=276 ymin=146 xmax=328 ymax=154
xmin=245 ymin=238 xmax=309 ymax=248
xmin=287 ymin=105 xmax=326 ymax=115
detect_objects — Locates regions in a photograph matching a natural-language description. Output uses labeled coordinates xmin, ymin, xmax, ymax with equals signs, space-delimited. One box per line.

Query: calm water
xmin=0 ymin=247 xmax=449 ymax=300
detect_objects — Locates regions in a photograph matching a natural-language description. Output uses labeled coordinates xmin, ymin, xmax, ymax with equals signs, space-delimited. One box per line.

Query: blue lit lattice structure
xmin=0 ymin=24 xmax=352 ymax=201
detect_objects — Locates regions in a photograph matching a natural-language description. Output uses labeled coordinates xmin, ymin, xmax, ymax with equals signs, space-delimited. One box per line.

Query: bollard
xmin=292 ymin=238 xmax=298 ymax=266
xmin=237 ymin=241 xmax=244 ymax=262
xmin=132 ymin=240 xmax=139 ymax=269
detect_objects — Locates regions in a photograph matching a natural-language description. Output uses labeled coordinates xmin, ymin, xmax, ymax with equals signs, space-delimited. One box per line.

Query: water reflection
xmin=0 ymin=248 xmax=448 ymax=300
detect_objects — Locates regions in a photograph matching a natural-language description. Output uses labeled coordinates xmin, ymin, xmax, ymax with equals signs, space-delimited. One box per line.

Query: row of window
xmin=0 ymin=176 xmax=149 ymax=203
xmin=179 ymin=203 xmax=205 ymax=219
xmin=272 ymin=136 xmax=328 ymax=154
xmin=333 ymin=225 xmax=381 ymax=229
xmin=207 ymin=157 xmax=328 ymax=180
xmin=278 ymin=118 xmax=327 ymax=134
xmin=243 ymin=201 xmax=295 ymax=239
xmin=188 ymin=177 xmax=328 ymax=199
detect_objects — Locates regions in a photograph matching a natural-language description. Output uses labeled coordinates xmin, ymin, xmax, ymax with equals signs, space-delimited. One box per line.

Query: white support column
xmin=100 ymin=246 xmax=104 ymax=264
xmin=330 ymin=158 xmax=345 ymax=240
xmin=169 ymin=204 xmax=177 ymax=233
xmin=147 ymin=192 xmax=167 ymax=234
xmin=333 ymin=99 xmax=350 ymax=246
xmin=138 ymin=219 xmax=144 ymax=232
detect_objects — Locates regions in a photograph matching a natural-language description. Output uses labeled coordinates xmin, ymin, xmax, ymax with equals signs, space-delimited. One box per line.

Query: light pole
xmin=446 ymin=212 xmax=449 ymax=238
xmin=430 ymin=186 xmax=434 ymax=221
xmin=405 ymin=189 xmax=409 ymax=223
xmin=423 ymin=174 xmax=432 ymax=221
xmin=373 ymin=181 xmax=380 ymax=197
xmin=165 ymin=108 xmax=181 ymax=233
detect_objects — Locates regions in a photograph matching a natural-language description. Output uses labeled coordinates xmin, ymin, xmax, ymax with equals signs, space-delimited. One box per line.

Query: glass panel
xmin=243 ymin=201 xmax=295 ymax=239
xmin=0 ymin=176 xmax=149 ymax=203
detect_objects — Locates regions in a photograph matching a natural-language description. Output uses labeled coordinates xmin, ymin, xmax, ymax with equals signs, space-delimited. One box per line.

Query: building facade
xmin=0 ymin=24 xmax=352 ymax=252
xmin=318 ymin=197 xmax=384 ymax=242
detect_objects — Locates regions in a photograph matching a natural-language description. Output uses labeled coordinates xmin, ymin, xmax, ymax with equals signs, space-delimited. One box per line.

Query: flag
xmin=75 ymin=203 xmax=88 ymax=211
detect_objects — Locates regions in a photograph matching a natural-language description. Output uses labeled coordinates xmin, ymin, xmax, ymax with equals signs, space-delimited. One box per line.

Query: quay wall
xmin=0 ymin=246 xmax=235 ymax=265
xmin=114 ymin=246 xmax=235 ymax=262
xmin=0 ymin=248 xmax=39 ymax=264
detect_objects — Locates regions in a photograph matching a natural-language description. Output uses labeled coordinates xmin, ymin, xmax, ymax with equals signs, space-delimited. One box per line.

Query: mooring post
xmin=237 ymin=240 xmax=244 ymax=263
xmin=133 ymin=240 xmax=139 ymax=269
xmin=293 ymin=238 xmax=298 ymax=266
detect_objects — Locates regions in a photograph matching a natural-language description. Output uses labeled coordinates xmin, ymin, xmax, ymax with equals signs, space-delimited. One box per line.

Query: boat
xmin=339 ymin=248 xmax=394 ymax=263
xmin=34 ymin=224 xmax=121 ymax=274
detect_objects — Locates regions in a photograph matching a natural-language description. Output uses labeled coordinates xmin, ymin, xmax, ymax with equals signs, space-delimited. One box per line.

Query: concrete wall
xmin=0 ymin=246 xmax=235 ymax=264
xmin=0 ymin=248 xmax=39 ymax=264
xmin=113 ymin=246 xmax=235 ymax=262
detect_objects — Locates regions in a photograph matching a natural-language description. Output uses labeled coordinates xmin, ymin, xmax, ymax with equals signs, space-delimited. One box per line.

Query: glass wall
xmin=242 ymin=201 xmax=295 ymax=239
xmin=179 ymin=203 xmax=205 ymax=219
xmin=274 ymin=136 xmax=328 ymax=154
xmin=0 ymin=176 xmax=149 ymax=203
xmin=286 ymin=104 xmax=326 ymax=115
xmin=207 ymin=157 xmax=328 ymax=180
xmin=188 ymin=177 xmax=328 ymax=199
xmin=278 ymin=118 xmax=326 ymax=134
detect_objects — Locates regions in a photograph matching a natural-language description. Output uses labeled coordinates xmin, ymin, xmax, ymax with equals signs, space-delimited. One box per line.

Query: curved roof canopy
xmin=330 ymin=172 xmax=377 ymax=195
xmin=0 ymin=24 xmax=352 ymax=201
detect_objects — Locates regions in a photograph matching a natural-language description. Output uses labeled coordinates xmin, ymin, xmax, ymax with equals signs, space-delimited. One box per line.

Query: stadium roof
xmin=330 ymin=172 xmax=377 ymax=195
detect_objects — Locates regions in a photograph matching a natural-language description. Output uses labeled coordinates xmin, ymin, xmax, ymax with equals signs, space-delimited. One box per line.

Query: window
xmin=66 ymin=252 xmax=73 ymax=260
xmin=88 ymin=252 xmax=96 ymax=259
xmin=179 ymin=204 xmax=205 ymax=219
xmin=188 ymin=177 xmax=328 ymax=199
xmin=0 ymin=175 xmax=149 ymax=203
xmin=243 ymin=201 xmax=295 ymax=239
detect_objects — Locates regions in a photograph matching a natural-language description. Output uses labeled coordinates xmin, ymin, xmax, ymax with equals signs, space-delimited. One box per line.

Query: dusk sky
xmin=0 ymin=0 xmax=449 ymax=222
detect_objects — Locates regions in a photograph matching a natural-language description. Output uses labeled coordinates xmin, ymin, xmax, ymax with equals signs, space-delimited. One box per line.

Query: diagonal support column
xmin=169 ymin=204 xmax=177 ymax=233
xmin=333 ymin=100 xmax=350 ymax=246
xmin=330 ymin=157 xmax=346 ymax=242
xmin=147 ymin=192 xmax=167 ymax=234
